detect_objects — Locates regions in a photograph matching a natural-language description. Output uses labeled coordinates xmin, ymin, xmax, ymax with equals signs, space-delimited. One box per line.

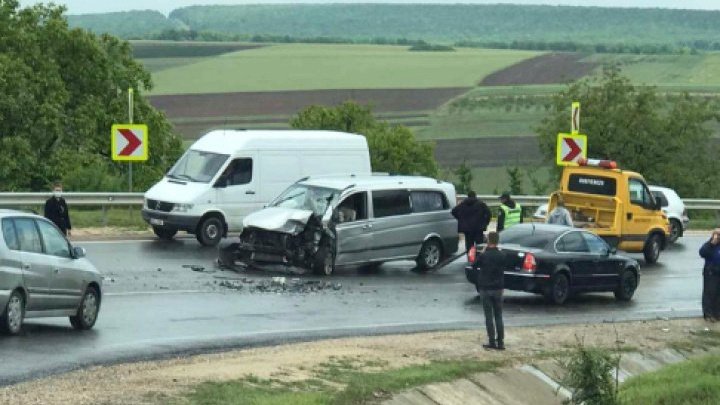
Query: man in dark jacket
xmin=497 ymin=192 xmax=523 ymax=232
xmin=44 ymin=183 xmax=72 ymax=236
xmin=699 ymin=229 xmax=720 ymax=321
xmin=473 ymin=231 xmax=506 ymax=350
xmin=451 ymin=191 xmax=491 ymax=254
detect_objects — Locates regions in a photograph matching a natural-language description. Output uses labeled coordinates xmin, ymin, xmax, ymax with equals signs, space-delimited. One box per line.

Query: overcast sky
xmin=18 ymin=1 xmax=720 ymax=15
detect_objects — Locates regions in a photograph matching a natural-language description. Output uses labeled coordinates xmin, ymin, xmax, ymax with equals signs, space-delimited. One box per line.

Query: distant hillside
xmin=67 ymin=10 xmax=180 ymax=39
xmin=68 ymin=4 xmax=720 ymax=49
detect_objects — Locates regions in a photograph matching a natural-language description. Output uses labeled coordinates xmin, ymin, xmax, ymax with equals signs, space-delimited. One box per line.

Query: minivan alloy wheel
xmin=6 ymin=294 xmax=23 ymax=334
xmin=82 ymin=291 xmax=98 ymax=326
xmin=417 ymin=239 xmax=443 ymax=271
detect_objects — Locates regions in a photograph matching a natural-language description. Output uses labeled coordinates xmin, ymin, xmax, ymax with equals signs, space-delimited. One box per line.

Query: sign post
xmin=111 ymin=88 xmax=149 ymax=191
xmin=571 ymin=101 xmax=580 ymax=134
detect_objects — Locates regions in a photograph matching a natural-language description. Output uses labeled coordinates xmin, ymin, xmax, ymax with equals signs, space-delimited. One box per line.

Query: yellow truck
xmin=547 ymin=159 xmax=670 ymax=263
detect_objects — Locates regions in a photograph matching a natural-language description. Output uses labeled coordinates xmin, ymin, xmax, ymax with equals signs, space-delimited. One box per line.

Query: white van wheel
xmin=197 ymin=217 xmax=224 ymax=247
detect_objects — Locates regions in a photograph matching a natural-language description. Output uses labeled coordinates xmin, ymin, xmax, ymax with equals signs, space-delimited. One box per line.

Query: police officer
xmin=497 ymin=192 xmax=522 ymax=232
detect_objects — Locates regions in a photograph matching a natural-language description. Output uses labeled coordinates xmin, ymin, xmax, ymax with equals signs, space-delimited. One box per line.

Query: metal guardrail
xmin=0 ymin=193 xmax=716 ymax=211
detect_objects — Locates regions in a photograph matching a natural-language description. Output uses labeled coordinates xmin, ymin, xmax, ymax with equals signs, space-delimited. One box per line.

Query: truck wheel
xmin=416 ymin=239 xmax=443 ymax=271
xmin=197 ymin=217 xmax=223 ymax=247
xmin=153 ymin=226 xmax=177 ymax=241
xmin=668 ymin=219 xmax=681 ymax=244
xmin=544 ymin=273 xmax=570 ymax=305
xmin=643 ymin=234 xmax=661 ymax=264
xmin=614 ymin=269 xmax=638 ymax=302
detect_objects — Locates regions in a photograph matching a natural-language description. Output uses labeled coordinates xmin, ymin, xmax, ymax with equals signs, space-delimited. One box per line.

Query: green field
xmin=586 ymin=52 xmax=720 ymax=89
xmin=148 ymin=44 xmax=539 ymax=95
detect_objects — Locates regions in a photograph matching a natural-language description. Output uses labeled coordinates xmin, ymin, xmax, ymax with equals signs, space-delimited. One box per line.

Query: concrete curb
xmin=383 ymin=346 xmax=719 ymax=405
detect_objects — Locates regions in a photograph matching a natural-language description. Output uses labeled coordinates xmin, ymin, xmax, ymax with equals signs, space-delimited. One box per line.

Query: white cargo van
xmin=142 ymin=130 xmax=371 ymax=246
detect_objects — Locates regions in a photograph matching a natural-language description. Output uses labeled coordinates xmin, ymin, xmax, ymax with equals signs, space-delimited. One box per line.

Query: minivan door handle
xmin=22 ymin=263 xmax=31 ymax=270
xmin=627 ymin=213 xmax=633 ymax=220
xmin=245 ymin=190 xmax=256 ymax=195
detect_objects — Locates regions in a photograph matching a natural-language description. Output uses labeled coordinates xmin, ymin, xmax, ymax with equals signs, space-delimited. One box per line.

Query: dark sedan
xmin=465 ymin=224 xmax=640 ymax=304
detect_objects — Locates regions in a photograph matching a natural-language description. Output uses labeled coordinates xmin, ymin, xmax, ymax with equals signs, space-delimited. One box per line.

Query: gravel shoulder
xmin=1 ymin=317 xmax=715 ymax=405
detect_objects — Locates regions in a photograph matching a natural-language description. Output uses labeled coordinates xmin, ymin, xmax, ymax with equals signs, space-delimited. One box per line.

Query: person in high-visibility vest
xmin=497 ymin=192 xmax=522 ymax=232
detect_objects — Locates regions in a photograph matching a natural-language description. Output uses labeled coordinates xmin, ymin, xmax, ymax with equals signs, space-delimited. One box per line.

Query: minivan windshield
xmin=270 ymin=184 xmax=340 ymax=216
xmin=167 ymin=150 xmax=229 ymax=183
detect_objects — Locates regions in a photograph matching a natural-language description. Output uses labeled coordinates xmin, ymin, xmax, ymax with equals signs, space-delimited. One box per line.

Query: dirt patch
xmin=1 ymin=318 xmax=714 ymax=405
xmin=434 ymin=136 xmax=543 ymax=168
xmin=481 ymin=53 xmax=599 ymax=86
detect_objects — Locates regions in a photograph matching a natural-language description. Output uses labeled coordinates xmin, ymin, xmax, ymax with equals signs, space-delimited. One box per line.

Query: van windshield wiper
xmin=173 ymin=174 xmax=195 ymax=181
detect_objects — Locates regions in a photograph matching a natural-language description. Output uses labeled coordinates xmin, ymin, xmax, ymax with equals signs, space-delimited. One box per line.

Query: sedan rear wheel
xmin=614 ymin=269 xmax=638 ymax=302
xmin=1 ymin=290 xmax=24 ymax=335
xmin=544 ymin=273 xmax=570 ymax=305
xmin=70 ymin=286 xmax=100 ymax=330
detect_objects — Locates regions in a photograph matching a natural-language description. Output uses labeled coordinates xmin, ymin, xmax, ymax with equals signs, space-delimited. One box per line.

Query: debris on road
xmin=183 ymin=265 xmax=207 ymax=272
xmin=217 ymin=277 xmax=343 ymax=294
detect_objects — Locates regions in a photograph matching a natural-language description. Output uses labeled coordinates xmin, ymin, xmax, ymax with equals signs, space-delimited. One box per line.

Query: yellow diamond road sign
xmin=556 ymin=133 xmax=587 ymax=166
xmin=111 ymin=124 xmax=148 ymax=161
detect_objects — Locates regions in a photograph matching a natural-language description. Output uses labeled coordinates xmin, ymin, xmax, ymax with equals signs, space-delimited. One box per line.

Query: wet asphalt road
xmin=0 ymin=235 xmax=706 ymax=385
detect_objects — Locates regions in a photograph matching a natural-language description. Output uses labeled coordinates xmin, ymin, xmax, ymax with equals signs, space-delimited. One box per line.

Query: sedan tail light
xmin=522 ymin=252 xmax=537 ymax=272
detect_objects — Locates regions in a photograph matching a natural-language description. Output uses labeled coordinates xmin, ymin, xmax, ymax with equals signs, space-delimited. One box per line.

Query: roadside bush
xmin=558 ymin=338 xmax=621 ymax=405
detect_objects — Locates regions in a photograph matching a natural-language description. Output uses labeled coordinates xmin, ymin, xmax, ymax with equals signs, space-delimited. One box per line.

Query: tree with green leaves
xmin=536 ymin=66 xmax=720 ymax=198
xmin=0 ymin=0 xmax=183 ymax=191
xmin=453 ymin=161 xmax=473 ymax=195
xmin=291 ymin=102 xmax=438 ymax=177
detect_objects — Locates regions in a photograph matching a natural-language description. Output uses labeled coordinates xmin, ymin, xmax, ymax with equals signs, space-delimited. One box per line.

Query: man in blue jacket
xmin=699 ymin=229 xmax=720 ymax=321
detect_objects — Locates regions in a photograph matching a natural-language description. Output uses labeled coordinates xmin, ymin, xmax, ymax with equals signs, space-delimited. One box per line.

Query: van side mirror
xmin=73 ymin=246 xmax=86 ymax=259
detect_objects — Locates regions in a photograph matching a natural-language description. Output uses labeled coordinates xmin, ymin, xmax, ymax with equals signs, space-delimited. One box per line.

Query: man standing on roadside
xmin=44 ymin=182 xmax=72 ymax=236
xmin=452 ymin=191 xmax=491 ymax=256
xmin=497 ymin=192 xmax=522 ymax=232
xmin=473 ymin=231 xmax=506 ymax=350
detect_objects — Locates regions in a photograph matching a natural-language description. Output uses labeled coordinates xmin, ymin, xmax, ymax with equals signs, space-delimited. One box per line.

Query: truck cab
xmin=547 ymin=160 xmax=670 ymax=264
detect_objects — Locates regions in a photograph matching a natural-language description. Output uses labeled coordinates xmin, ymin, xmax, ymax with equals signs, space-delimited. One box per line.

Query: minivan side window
xmin=1 ymin=219 xmax=19 ymax=251
xmin=14 ymin=218 xmax=43 ymax=254
xmin=410 ymin=191 xmax=448 ymax=213
xmin=36 ymin=220 xmax=71 ymax=258
xmin=336 ymin=192 xmax=368 ymax=223
xmin=372 ymin=190 xmax=411 ymax=218
xmin=629 ymin=178 xmax=655 ymax=209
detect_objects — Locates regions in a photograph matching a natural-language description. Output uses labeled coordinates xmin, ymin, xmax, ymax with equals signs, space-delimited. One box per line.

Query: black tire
xmin=218 ymin=242 xmax=240 ymax=269
xmin=196 ymin=216 xmax=224 ymax=247
xmin=668 ymin=219 xmax=682 ymax=244
xmin=614 ymin=269 xmax=638 ymax=302
xmin=416 ymin=239 xmax=443 ymax=271
xmin=153 ymin=226 xmax=177 ymax=241
xmin=1 ymin=290 xmax=24 ymax=335
xmin=313 ymin=245 xmax=335 ymax=276
xmin=70 ymin=286 xmax=100 ymax=330
xmin=544 ymin=273 xmax=570 ymax=305
xmin=643 ymin=234 xmax=662 ymax=264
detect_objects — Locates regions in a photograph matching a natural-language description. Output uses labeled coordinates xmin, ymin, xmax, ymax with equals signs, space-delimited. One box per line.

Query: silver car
xmin=0 ymin=211 xmax=102 ymax=335
xmin=220 ymin=175 xmax=459 ymax=275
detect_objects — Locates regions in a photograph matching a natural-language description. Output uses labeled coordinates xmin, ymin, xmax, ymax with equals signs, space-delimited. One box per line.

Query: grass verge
xmin=620 ymin=353 xmax=720 ymax=405
xmin=183 ymin=358 xmax=502 ymax=405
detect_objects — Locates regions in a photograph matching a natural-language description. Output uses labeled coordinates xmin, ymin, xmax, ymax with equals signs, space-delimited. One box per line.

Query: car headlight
xmin=173 ymin=203 xmax=194 ymax=213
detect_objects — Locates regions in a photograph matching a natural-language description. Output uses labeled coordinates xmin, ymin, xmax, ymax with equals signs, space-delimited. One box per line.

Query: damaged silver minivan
xmin=218 ymin=175 xmax=459 ymax=275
